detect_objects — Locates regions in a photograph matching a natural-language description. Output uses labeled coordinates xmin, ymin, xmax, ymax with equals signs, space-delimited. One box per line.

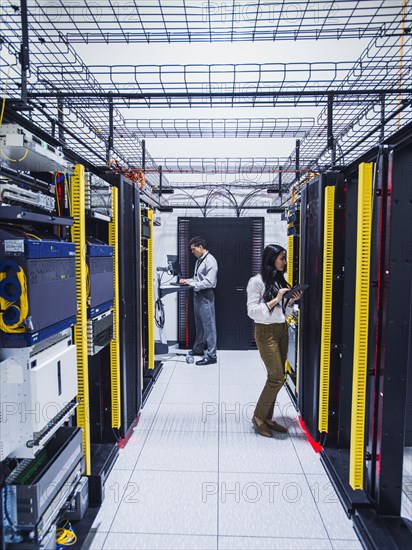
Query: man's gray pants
xmin=193 ymin=289 xmax=217 ymax=359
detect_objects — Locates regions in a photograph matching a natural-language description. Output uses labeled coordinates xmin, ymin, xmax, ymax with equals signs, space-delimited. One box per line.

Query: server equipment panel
xmin=0 ymin=336 xmax=78 ymax=460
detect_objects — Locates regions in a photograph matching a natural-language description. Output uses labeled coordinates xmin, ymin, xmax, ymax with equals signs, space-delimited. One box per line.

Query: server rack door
xmin=338 ymin=172 xmax=359 ymax=449
xmin=365 ymin=145 xmax=412 ymax=515
xmin=298 ymin=176 xmax=324 ymax=439
xmin=117 ymin=176 xmax=142 ymax=437
xmin=178 ymin=217 xmax=264 ymax=350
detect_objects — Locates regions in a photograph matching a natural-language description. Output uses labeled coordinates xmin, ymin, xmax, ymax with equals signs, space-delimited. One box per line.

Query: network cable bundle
xmin=86 ymin=241 xmax=114 ymax=355
xmin=85 ymin=173 xmax=112 ymax=219
xmin=0 ymin=228 xmax=77 ymax=347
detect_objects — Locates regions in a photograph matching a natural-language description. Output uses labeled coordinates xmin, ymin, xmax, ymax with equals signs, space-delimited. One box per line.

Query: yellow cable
xmin=0 ymin=147 xmax=29 ymax=163
xmin=85 ymin=263 xmax=90 ymax=301
xmin=56 ymin=525 xmax=77 ymax=546
xmin=24 ymin=232 xmax=41 ymax=241
xmin=0 ymin=64 xmax=12 ymax=127
xmin=0 ymin=268 xmax=29 ymax=333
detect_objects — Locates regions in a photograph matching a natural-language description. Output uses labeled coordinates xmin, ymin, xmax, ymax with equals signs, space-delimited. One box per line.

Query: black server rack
xmin=177 ymin=217 xmax=264 ymax=351
xmin=356 ymin=142 xmax=412 ymax=526
xmin=317 ymin=138 xmax=412 ymax=549
xmin=298 ymin=172 xmax=345 ymax=442
xmin=113 ymin=175 xmax=142 ymax=438
xmin=285 ymin=205 xmax=300 ymax=401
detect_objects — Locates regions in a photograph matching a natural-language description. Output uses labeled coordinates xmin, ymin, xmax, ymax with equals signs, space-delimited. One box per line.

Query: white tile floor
xmin=402 ymin=447 xmax=412 ymax=522
xmin=83 ymin=350 xmax=362 ymax=550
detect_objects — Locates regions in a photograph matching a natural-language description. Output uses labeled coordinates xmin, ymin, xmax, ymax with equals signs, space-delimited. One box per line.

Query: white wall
xmin=153 ymin=209 xmax=287 ymax=343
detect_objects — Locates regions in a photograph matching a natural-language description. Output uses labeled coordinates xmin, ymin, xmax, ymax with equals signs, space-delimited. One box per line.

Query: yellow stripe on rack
xmin=109 ymin=186 xmax=121 ymax=429
xmin=349 ymin=162 xmax=373 ymax=490
xmin=147 ymin=210 xmax=155 ymax=370
xmin=318 ymin=185 xmax=335 ymax=433
xmin=287 ymin=234 xmax=294 ymax=287
xmin=71 ymin=164 xmax=91 ymax=475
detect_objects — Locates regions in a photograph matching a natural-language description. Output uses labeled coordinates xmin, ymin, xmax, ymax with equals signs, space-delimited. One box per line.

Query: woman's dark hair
xmin=260 ymin=244 xmax=290 ymax=302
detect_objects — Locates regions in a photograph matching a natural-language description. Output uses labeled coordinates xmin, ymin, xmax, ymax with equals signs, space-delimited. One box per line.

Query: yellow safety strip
xmin=318 ymin=185 xmax=335 ymax=433
xmin=147 ymin=210 xmax=155 ymax=370
xmin=109 ymin=186 xmax=121 ymax=429
xmin=71 ymin=165 xmax=91 ymax=475
xmin=349 ymin=162 xmax=373 ymax=490
xmin=287 ymin=234 xmax=294 ymax=287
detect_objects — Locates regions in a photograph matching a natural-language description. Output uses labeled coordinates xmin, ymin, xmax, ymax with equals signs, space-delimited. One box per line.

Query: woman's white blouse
xmin=246 ymin=274 xmax=293 ymax=324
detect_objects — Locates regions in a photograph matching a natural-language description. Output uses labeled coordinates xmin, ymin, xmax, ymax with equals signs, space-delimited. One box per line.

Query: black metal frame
xmin=2 ymin=1 xmax=408 ymax=43
xmin=317 ymin=128 xmax=412 ymax=549
xmin=1 ymin=1 xmax=411 ymax=210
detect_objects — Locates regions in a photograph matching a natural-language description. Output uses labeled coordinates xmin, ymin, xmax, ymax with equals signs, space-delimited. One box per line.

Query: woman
xmin=247 ymin=244 xmax=301 ymax=438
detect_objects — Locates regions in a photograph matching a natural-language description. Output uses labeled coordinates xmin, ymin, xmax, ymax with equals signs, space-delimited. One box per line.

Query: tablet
xmin=284 ymin=284 xmax=309 ymax=301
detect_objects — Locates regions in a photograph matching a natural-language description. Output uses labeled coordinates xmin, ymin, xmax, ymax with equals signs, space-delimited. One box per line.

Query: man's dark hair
xmin=189 ymin=236 xmax=207 ymax=248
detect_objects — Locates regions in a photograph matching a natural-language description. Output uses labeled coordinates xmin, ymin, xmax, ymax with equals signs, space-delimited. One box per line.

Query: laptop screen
xmin=167 ymin=255 xmax=182 ymax=278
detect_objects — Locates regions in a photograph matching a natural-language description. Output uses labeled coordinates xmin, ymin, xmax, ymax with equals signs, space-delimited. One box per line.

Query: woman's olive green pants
xmin=254 ymin=322 xmax=289 ymax=422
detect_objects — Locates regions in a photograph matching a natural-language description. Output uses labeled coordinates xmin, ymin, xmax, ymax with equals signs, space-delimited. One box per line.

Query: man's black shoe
xmin=196 ymin=357 xmax=217 ymax=366
xmin=189 ymin=350 xmax=204 ymax=356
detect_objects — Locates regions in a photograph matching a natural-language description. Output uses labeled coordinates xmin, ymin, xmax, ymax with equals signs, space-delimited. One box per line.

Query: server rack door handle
xmin=235 ymin=287 xmax=245 ymax=291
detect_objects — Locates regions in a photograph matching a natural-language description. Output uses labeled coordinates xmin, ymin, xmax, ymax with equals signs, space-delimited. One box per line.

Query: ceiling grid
xmin=0 ymin=1 xmax=411 ymax=209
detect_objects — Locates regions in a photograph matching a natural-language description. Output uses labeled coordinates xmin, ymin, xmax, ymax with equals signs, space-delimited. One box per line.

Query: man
xmin=179 ymin=236 xmax=218 ymax=365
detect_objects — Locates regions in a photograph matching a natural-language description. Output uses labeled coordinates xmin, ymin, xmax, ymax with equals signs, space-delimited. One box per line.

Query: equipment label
xmin=4 ymin=240 xmax=24 ymax=253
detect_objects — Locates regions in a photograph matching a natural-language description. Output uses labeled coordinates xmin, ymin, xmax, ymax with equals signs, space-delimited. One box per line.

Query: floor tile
xmin=403 ymin=447 xmax=412 ymax=476
xmin=82 ymin=531 xmax=108 ymax=550
xmin=219 ymin=383 xmax=263 ymax=410
xmin=288 ymin=432 xmax=326 ymax=475
xmin=218 ymin=350 xmax=262 ymax=369
xmin=331 ymin=540 xmax=363 ymax=549
xmin=133 ymin=404 xmax=159 ymax=432
xmin=92 ymin=470 xmax=134 ymax=532
xmin=113 ymin=430 xmax=149 ymax=470
xmin=162 ymin=382 xmax=219 ymax=405
xmin=94 ymin=350 xmax=361 ymax=549
xmin=145 ymin=382 xmax=168 ymax=405
xmin=401 ymin=475 xmax=412 ymax=522
xmin=218 ymin=472 xmax=329 ymax=539
xmin=134 ymin=430 xmax=218 ymax=472
xmin=103 ymin=533 xmax=218 ymax=549
xmin=153 ymin=364 xmax=174 ymax=383
xmin=305 ymin=474 xmax=358 ymax=540
xmin=110 ymin=470 xmax=218 ymax=535
xmin=219 ymin=431 xmax=303 ymax=474
xmin=150 ymin=403 xmax=219 ymax=433
xmin=220 ymin=366 xmax=266 ymax=386
xmin=219 ymin=536 xmax=333 ymax=549
xmin=218 ymin=402 xmax=254 ymax=433
xmin=170 ymin=364 xmax=219 ymax=385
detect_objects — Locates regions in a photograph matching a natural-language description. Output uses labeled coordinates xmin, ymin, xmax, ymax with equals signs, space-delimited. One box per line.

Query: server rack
xmin=83 ymin=177 xmax=118 ymax=507
xmin=0 ymin=127 xmax=85 ymax=549
xmin=285 ymin=205 xmax=300 ymax=402
xmin=298 ymin=171 xmax=346 ymax=442
xmin=305 ymin=133 xmax=412 ymax=548
xmin=141 ymin=207 xmax=160 ymax=404
xmin=109 ymin=174 xmax=143 ymax=439
xmin=350 ymin=142 xmax=412 ymax=546
xmin=177 ymin=217 xmax=264 ymax=351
